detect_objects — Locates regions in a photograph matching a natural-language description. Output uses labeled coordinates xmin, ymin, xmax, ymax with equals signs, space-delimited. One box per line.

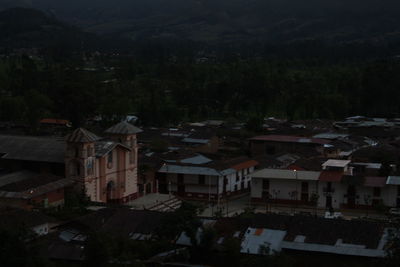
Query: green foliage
xmin=84 ymin=232 xmax=110 ymax=267
xmin=0 ymin=226 xmax=51 ymax=267
xmin=156 ymin=202 xmax=201 ymax=242
xmin=386 ymin=226 xmax=400 ymax=267
xmin=149 ymin=139 xmax=168 ymax=153
xmin=245 ymin=115 xmax=264 ymax=133
xmin=2 ymin=53 xmax=400 ymax=128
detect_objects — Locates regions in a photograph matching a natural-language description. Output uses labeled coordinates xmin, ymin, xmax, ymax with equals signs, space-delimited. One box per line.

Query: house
xmin=0 ymin=121 xmax=142 ymax=204
xmin=139 ymin=126 xmax=220 ymax=154
xmin=250 ymin=159 xmax=400 ymax=210
xmin=179 ymin=213 xmax=388 ymax=259
xmin=0 ymin=171 xmax=72 ymax=210
xmin=46 ymin=208 xmax=168 ymax=262
xmin=156 ymin=153 xmax=258 ymax=201
xmin=0 ymin=208 xmax=54 ymax=236
xmin=249 ymin=135 xmax=330 ymax=156
xmin=250 ymin=169 xmax=321 ymax=205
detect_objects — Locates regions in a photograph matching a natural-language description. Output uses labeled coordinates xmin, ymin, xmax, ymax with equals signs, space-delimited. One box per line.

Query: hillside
xmin=2 ymin=0 xmax=400 ymax=44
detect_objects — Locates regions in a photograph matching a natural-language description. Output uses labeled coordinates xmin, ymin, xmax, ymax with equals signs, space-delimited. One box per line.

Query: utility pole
xmin=294 ymin=169 xmax=298 ymax=213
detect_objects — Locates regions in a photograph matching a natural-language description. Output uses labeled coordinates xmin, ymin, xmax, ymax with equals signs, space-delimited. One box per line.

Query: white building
xmin=157 ymin=156 xmax=258 ymax=201
xmin=251 ymin=159 xmax=400 ymax=210
xmin=251 ymin=169 xmax=321 ymax=205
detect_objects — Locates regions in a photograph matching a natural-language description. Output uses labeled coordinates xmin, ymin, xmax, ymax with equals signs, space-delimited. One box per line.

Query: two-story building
xmin=251 ymin=159 xmax=400 ymax=210
xmin=157 ymin=154 xmax=258 ymax=202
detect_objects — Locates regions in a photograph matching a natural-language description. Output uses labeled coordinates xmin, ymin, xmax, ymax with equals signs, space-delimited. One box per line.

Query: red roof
xmin=231 ymin=160 xmax=258 ymax=171
xmin=287 ymin=165 xmax=306 ymax=171
xmin=364 ymin=176 xmax=387 ymax=188
xmin=319 ymin=171 xmax=343 ymax=182
xmin=249 ymin=135 xmax=331 ymax=145
xmin=40 ymin=118 xmax=70 ymax=126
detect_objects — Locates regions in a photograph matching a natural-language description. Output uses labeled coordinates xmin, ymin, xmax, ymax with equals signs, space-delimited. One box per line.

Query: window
xmin=262 ymin=180 xmax=269 ymax=191
xmin=199 ymin=175 xmax=205 ymax=185
xmin=373 ymin=187 xmax=381 ymax=197
xmin=301 ymin=182 xmax=308 ymax=193
xmin=87 ymin=147 xmax=94 ymax=157
xmin=86 ymin=158 xmax=94 ymax=175
xmin=107 ymin=152 xmax=113 ymax=168
xmin=129 ymin=149 xmax=135 ymax=164
xmin=236 ymin=172 xmax=240 ymax=182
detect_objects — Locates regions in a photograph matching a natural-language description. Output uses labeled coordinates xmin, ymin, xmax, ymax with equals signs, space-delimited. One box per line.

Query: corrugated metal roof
xmin=95 ymin=141 xmax=116 ymax=157
xmin=159 ymin=165 xmax=220 ymax=176
xmin=240 ymin=227 xmax=286 ymax=255
xmin=322 ymin=159 xmax=351 ymax=168
xmin=182 ymin=138 xmax=209 ymax=144
xmin=105 ymin=121 xmax=142 ymax=135
xmin=249 ymin=135 xmax=331 ymax=145
xmin=387 ymin=176 xmax=400 ymax=185
xmin=0 ymin=135 xmax=65 ymax=163
xmin=281 ymin=241 xmax=385 ymax=258
xmin=65 ymin=128 xmax=101 ymax=143
xmin=351 ymin=162 xmax=382 ymax=169
xmin=251 ymin=169 xmax=320 ymax=181
xmin=313 ymin=133 xmax=349 ymax=140
xmin=0 ymin=171 xmax=31 ymax=187
xmin=180 ymin=155 xmax=213 ymax=165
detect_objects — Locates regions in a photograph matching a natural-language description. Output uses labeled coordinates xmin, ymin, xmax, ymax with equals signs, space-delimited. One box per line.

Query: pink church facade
xmin=65 ymin=122 xmax=141 ymax=203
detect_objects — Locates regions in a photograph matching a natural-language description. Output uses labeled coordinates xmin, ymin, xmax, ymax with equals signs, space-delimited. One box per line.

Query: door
xmin=145 ymin=183 xmax=152 ymax=194
xmin=326 ymin=196 xmax=332 ymax=208
xmin=177 ymin=185 xmax=185 ymax=196
xmin=301 ymin=182 xmax=309 ymax=202
xmin=347 ymin=185 xmax=356 ymax=208
xmin=106 ymin=181 xmax=115 ymax=202
xmin=157 ymin=173 xmax=167 ymax=194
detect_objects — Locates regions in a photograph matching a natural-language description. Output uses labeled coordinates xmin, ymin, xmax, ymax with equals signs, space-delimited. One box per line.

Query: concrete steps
xmin=148 ymin=196 xmax=182 ymax=212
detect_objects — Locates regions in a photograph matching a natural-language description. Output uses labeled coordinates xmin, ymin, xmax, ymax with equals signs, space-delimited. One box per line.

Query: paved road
xmin=199 ymin=195 xmax=389 ymax=221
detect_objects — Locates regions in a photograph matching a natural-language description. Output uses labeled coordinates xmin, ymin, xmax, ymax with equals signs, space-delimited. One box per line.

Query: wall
xmin=32 ymin=223 xmax=49 ymax=236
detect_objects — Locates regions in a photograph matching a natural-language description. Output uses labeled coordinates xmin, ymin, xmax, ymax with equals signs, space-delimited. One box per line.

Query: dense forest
xmin=0 ymin=7 xmax=400 ymax=129
xmin=1 ymin=47 xmax=400 ymax=129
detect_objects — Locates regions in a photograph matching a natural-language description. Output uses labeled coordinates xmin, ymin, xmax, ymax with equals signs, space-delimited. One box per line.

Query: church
xmin=0 ymin=121 xmax=142 ymax=207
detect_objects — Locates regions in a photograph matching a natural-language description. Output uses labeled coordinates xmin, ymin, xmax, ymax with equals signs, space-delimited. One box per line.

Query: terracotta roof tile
xmin=364 ymin=176 xmax=387 ymax=188
xmin=319 ymin=171 xmax=343 ymax=182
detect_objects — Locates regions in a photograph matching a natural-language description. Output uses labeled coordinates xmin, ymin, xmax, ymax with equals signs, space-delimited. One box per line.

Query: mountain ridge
xmin=1 ymin=1 xmax=400 ymax=44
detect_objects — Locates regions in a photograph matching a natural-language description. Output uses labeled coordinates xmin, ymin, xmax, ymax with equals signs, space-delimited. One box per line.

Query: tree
xmin=84 ymin=232 xmax=110 ymax=266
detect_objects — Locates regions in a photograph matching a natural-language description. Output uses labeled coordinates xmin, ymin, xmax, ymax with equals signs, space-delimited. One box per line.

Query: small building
xmin=249 ymin=135 xmax=330 ymax=156
xmin=0 ymin=171 xmax=72 ymax=210
xmin=157 ymin=155 xmax=258 ymax=201
xmin=250 ymin=169 xmax=320 ymax=205
xmin=0 ymin=208 xmax=54 ymax=236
